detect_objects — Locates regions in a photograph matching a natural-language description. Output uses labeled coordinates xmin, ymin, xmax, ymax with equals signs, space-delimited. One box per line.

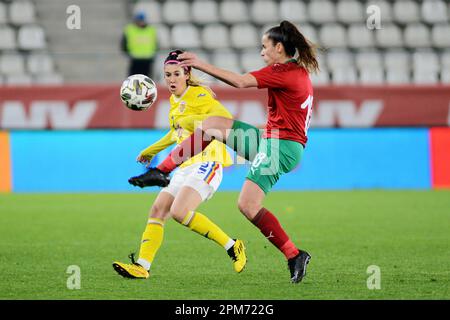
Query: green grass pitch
xmin=0 ymin=191 xmax=449 ymax=300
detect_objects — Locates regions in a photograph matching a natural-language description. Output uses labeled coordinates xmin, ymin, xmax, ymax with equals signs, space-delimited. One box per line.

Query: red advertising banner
xmin=0 ymin=85 xmax=449 ymax=129
xmin=430 ymin=127 xmax=450 ymax=189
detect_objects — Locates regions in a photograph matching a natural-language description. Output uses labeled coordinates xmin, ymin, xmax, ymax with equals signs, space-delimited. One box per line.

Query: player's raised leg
xmin=170 ymin=185 xmax=247 ymax=273
xmin=129 ymin=117 xmax=234 ymax=189
xmin=130 ymin=118 xmax=260 ymax=188
xmin=157 ymin=116 xmax=234 ymax=172
xmin=112 ymin=191 xmax=173 ymax=279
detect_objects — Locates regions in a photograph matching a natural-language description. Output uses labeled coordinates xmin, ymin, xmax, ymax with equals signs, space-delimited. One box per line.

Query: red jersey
xmin=250 ymin=61 xmax=313 ymax=146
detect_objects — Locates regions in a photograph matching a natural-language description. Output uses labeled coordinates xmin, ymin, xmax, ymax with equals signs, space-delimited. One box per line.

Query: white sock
xmin=224 ymin=239 xmax=235 ymax=251
xmin=136 ymin=258 xmax=151 ymax=271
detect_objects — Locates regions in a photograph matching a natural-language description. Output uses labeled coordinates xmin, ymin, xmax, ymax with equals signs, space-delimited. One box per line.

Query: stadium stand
xmin=240 ymin=48 xmax=266 ymax=73
xmin=356 ymin=50 xmax=384 ymax=84
xmin=9 ymin=0 xmax=36 ymax=25
xmin=134 ymin=0 xmax=162 ymax=24
xmin=202 ymin=23 xmax=230 ymax=50
xmin=249 ymin=0 xmax=280 ymax=25
xmin=219 ymin=1 xmax=249 ymax=23
xmin=375 ymin=24 xmax=404 ymax=48
xmin=171 ymin=23 xmax=201 ymax=48
xmin=1 ymin=0 xmax=449 ymax=85
xmin=309 ymin=0 xmax=336 ymax=23
xmin=0 ymin=26 xmax=16 ymax=50
xmin=0 ymin=54 xmax=26 ymax=76
xmin=162 ymin=1 xmax=191 ymax=24
xmin=128 ymin=0 xmax=450 ymax=85
xmin=212 ymin=48 xmax=242 ymax=74
xmin=393 ymin=0 xmax=421 ymax=24
xmin=319 ymin=23 xmax=348 ymax=48
xmin=0 ymin=0 xmax=63 ymax=86
xmin=0 ymin=0 xmax=63 ymax=85
xmin=230 ymin=23 xmax=260 ymax=48
xmin=367 ymin=0 xmax=393 ymax=22
xmin=337 ymin=0 xmax=365 ymax=23
xmin=0 ymin=2 xmax=7 ymax=24
xmin=191 ymin=0 xmax=220 ymax=24
xmin=17 ymin=25 xmax=46 ymax=50
xmin=279 ymin=1 xmax=308 ymax=23
xmin=348 ymin=23 xmax=375 ymax=48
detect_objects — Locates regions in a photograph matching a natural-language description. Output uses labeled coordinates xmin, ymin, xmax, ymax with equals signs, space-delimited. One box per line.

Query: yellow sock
xmin=181 ymin=211 xmax=234 ymax=249
xmin=136 ymin=218 xmax=164 ymax=270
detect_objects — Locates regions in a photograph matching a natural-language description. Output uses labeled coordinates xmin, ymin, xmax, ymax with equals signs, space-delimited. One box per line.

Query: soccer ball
xmin=120 ymin=74 xmax=158 ymax=111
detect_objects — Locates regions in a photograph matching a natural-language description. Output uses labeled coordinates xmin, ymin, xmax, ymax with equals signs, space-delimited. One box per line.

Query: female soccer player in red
xmin=129 ymin=21 xmax=319 ymax=283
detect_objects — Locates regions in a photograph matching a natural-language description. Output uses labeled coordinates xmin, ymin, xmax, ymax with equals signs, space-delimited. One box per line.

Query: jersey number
xmin=300 ymin=95 xmax=313 ymax=136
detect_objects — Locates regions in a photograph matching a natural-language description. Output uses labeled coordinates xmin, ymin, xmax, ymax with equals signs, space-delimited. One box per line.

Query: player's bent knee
xmin=237 ymin=200 xmax=259 ymax=220
xmin=169 ymin=205 xmax=189 ymax=224
xmin=150 ymin=204 xmax=170 ymax=220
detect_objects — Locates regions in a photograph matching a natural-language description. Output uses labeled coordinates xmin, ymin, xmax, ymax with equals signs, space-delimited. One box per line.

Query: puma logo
xmin=266 ymin=231 xmax=274 ymax=239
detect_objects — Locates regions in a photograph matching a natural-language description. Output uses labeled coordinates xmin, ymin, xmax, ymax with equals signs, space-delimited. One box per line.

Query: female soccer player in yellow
xmin=113 ymin=50 xmax=246 ymax=279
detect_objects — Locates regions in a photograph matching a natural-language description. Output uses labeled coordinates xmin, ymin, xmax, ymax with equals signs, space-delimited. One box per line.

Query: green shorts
xmin=227 ymin=120 xmax=304 ymax=194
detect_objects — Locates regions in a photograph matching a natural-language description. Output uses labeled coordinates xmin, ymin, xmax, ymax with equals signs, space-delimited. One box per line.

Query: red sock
xmin=252 ymin=208 xmax=299 ymax=260
xmin=157 ymin=128 xmax=213 ymax=173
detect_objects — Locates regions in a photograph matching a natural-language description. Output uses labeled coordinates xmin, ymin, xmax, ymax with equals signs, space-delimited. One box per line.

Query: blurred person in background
xmin=113 ymin=50 xmax=247 ymax=279
xmin=121 ymin=11 xmax=158 ymax=77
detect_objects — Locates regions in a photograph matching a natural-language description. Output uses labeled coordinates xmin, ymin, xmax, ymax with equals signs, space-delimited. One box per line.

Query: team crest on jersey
xmin=197 ymin=93 xmax=206 ymax=97
xmin=178 ymin=101 xmax=186 ymax=113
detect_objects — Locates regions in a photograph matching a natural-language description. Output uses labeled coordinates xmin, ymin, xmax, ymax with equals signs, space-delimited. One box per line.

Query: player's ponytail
xmin=266 ymin=21 xmax=320 ymax=74
xmin=187 ymin=72 xmax=216 ymax=98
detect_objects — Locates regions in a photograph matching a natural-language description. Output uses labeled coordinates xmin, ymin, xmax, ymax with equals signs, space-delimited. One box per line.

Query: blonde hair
xmin=187 ymin=70 xmax=216 ymax=97
xmin=164 ymin=62 xmax=217 ymax=97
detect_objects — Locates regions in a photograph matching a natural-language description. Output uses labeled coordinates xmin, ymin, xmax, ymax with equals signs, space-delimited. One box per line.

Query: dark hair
xmin=164 ymin=49 xmax=191 ymax=72
xmin=265 ymin=21 xmax=320 ymax=74
xmin=163 ymin=49 xmax=215 ymax=96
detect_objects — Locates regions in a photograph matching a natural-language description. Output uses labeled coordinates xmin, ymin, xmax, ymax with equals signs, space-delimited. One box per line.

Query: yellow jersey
xmin=140 ymin=85 xmax=233 ymax=168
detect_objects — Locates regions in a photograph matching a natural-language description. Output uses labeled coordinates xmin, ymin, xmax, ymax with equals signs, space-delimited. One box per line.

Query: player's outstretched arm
xmin=137 ymin=129 xmax=176 ymax=166
xmin=178 ymin=52 xmax=258 ymax=89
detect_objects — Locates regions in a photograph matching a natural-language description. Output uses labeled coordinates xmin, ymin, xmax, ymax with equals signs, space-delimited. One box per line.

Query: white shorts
xmin=161 ymin=162 xmax=223 ymax=201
